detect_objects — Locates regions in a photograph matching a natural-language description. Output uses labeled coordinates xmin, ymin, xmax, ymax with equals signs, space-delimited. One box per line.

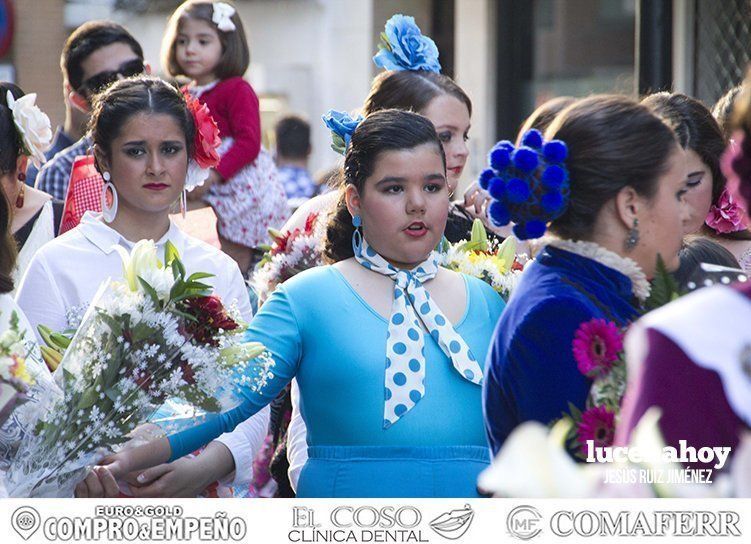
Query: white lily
xmin=477 ymin=418 xmax=602 ymax=497
xmin=113 ymin=240 xmax=165 ymax=293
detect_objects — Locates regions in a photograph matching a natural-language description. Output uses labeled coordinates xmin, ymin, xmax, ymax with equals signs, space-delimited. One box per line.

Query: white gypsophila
xmin=138 ymin=266 xmax=175 ymax=301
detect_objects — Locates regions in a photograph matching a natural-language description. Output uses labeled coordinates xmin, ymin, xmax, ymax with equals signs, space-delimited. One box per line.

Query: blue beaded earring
xmin=351 ymin=214 xmax=363 ymax=256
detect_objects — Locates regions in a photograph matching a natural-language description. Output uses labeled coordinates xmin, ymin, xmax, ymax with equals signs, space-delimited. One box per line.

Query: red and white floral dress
xmin=186 ymin=77 xmax=288 ymax=248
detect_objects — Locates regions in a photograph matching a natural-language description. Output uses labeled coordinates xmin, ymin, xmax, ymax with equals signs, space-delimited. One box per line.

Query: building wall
xmin=455 ymin=0 xmax=497 ymax=191
xmin=112 ymin=0 xmax=376 ymax=176
xmin=14 ymin=0 xmax=67 ymax=128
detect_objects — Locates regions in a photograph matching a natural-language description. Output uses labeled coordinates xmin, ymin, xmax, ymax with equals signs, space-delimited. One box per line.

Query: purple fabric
xmin=615 ymin=328 xmax=746 ymax=472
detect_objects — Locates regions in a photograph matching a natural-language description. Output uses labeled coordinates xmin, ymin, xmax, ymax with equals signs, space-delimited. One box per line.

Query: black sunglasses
xmin=79 ymin=59 xmax=145 ymax=95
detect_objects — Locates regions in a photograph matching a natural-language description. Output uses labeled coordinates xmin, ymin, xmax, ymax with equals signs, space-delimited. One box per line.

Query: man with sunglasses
xmin=35 ymin=21 xmax=148 ymax=200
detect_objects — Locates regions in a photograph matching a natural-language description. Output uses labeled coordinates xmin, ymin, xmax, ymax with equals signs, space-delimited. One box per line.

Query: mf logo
xmin=506 ymin=505 xmax=543 ymax=540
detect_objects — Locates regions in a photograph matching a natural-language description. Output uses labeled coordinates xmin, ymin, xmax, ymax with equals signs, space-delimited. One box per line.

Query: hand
xmin=187 ymin=169 xmax=222 ymax=200
xmin=462 ymin=182 xmax=491 ymax=219
xmin=127 ymin=441 xmax=234 ymax=497
xmin=74 ymin=453 xmax=128 ymax=498
xmin=126 ymin=457 xmax=211 ymax=498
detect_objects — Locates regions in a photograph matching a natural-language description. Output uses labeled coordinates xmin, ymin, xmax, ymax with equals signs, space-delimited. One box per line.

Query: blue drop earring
xmin=351 ymin=214 xmax=363 ymax=256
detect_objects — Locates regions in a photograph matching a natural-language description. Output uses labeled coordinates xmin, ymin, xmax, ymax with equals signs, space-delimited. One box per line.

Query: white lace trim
xmin=186 ymin=80 xmax=219 ymax=99
xmin=546 ymin=238 xmax=651 ymax=301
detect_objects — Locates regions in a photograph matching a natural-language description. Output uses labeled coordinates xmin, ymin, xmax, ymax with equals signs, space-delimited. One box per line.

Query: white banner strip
xmin=0 ymin=498 xmax=747 ymax=543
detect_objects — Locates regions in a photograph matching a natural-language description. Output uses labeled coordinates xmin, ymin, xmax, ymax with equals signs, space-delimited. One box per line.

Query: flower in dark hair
xmin=185 ymin=95 xmax=220 ymax=169
xmin=512 ymin=147 xmax=539 ymax=173
xmin=705 ymin=186 xmax=748 ymax=234
xmin=373 ymin=14 xmax=441 ymax=73
xmin=322 ymin=110 xmax=364 ymax=155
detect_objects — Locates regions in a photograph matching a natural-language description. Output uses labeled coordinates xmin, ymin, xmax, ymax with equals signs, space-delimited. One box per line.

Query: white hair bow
xmin=212 ymin=2 xmax=237 ymax=32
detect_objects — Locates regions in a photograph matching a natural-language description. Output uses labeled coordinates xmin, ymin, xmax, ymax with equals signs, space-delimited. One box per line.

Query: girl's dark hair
xmin=545 ymin=95 xmax=678 ymax=241
xmin=0 ymin=83 xmax=23 ymax=292
xmin=0 ymin=180 xmax=16 ymax=294
xmin=713 ymin=85 xmax=744 ymax=139
xmin=89 ymin=76 xmax=195 ymax=173
xmin=0 ymin=82 xmax=25 ymax=175
xmin=642 ymin=92 xmax=727 ymax=203
xmin=516 ymin=96 xmax=576 ymax=145
xmin=323 ymin=109 xmax=446 ymax=263
xmin=163 ymin=0 xmax=250 ymax=80
xmin=674 ymin=236 xmax=740 ymax=289
xmin=363 ymin=70 xmax=472 ymax=117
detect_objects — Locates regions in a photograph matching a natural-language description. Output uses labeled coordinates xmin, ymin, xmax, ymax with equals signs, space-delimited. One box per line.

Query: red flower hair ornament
xmin=183 ymin=93 xmax=221 ymax=191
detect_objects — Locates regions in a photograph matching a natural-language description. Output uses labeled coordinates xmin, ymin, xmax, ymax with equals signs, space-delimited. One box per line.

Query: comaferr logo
xmin=550 ymin=510 xmax=741 ymax=537
xmin=507 ymin=505 xmax=543 ymax=540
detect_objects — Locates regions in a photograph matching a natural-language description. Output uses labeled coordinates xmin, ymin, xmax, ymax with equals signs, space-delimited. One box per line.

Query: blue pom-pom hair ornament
xmin=482 ymin=129 xmax=570 ymax=240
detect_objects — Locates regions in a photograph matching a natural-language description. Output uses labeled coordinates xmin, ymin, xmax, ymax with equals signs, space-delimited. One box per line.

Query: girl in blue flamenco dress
xmin=77 ymin=109 xmax=504 ymax=498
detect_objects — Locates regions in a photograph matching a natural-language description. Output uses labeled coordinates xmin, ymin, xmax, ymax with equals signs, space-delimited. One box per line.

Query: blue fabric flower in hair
xmin=478 ymin=129 xmax=570 ymax=240
xmin=322 ymin=110 xmax=364 ymax=155
xmin=373 ymin=14 xmax=441 ymax=73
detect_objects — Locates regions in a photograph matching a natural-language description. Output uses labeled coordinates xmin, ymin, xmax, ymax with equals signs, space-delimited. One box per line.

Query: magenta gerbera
xmin=577 ymin=405 xmax=615 ymax=452
xmin=572 ymin=318 xmax=623 ymax=378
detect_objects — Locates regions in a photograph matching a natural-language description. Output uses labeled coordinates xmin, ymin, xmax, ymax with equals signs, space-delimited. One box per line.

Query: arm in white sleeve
xmin=286 ymin=379 xmax=308 ymax=493
xmin=213 ymin=404 xmax=270 ymax=486
xmin=15 ymin=251 xmax=68 ymax=341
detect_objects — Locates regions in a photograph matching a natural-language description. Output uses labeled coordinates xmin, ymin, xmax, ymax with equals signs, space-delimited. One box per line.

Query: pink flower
xmin=577 ymin=405 xmax=615 ymax=451
xmin=572 ymin=319 xmax=623 ymax=378
xmin=705 ymin=186 xmax=749 ymax=234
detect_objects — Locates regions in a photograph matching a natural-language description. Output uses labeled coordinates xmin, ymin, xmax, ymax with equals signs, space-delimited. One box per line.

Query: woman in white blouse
xmin=15 ymin=77 xmax=268 ymax=497
xmin=0 ymin=172 xmax=52 ymax=495
xmin=0 ymin=83 xmax=61 ymax=291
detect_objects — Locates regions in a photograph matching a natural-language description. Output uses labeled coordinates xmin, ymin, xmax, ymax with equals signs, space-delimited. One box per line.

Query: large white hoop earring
xmin=101 ymin=181 xmax=118 ymax=223
xmin=180 ymin=189 xmax=187 ymax=219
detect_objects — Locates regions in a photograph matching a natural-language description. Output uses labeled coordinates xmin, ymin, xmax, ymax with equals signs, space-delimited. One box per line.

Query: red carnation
xmin=185 ymin=95 xmax=221 ymax=169
xmin=303 ymin=213 xmax=318 ymax=235
xmin=183 ymin=295 xmax=239 ymax=346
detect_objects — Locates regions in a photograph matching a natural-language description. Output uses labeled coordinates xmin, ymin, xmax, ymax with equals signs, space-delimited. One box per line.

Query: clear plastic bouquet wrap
xmin=5 ymin=240 xmax=274 ymax=497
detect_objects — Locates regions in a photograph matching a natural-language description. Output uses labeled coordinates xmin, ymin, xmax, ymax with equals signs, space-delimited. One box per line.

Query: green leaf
xmin=470 ymin=219 xmax=489 ymax=251
xmin=137 ymin=277 xmax=162 ymax=308
xmin=186 ymin=272 xmax=215 ymax=282
xmin=644 ymin=254 xmax=681 ymax=311
xmin=164 ymin=240 xmax=180 ymax=267
xmin=97 ymin=312 xmax=123 ymax=337
xmin=77 ymin=387 xmax=101 ymax=409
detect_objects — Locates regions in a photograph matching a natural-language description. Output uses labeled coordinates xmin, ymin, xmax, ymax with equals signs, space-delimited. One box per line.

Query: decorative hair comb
xmin=373 ymin=14 xmax=441 ymax=73
xmin=480 ymin=129 xmax=570 ymax=240
xmin=322 ymin=110 xmax=364 ymax=155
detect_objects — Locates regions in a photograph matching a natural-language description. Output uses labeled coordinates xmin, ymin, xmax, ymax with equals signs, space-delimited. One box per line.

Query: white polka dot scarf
xmin=355 ymin=239 xmax=484 ymax=428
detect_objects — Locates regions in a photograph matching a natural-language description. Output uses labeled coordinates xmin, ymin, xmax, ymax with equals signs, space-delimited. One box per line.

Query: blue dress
xmin=482 ymin=245 xmax=640 ymax=455
xmin=169 ymin=266 xmax=505 ymax=497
